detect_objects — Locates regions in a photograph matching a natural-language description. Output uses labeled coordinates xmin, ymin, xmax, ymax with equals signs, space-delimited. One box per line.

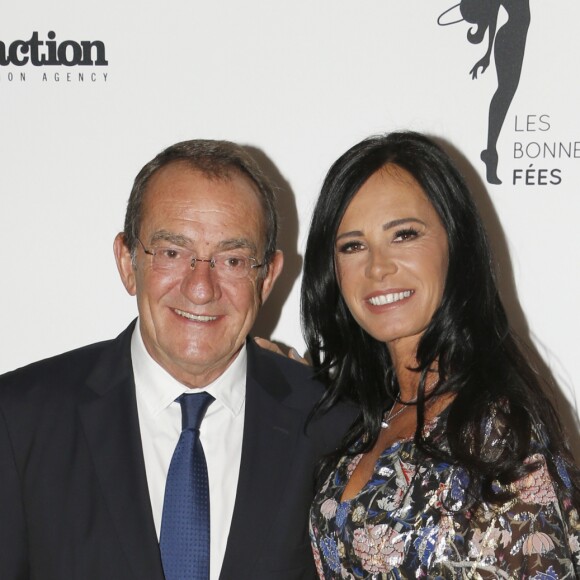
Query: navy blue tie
xmin=160 ymin=392 xmax=214 ymax=580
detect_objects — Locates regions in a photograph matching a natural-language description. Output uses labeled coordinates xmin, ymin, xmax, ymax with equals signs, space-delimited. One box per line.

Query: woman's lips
xmin=366 ymin=289 xmax=414 ymax=306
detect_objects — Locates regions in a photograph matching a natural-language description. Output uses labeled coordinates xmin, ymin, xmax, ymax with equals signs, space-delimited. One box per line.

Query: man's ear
xmin=259 ymin=250 xmax=284 ymax=305
xmin=113 ymin=233 xmax=137 ymax=296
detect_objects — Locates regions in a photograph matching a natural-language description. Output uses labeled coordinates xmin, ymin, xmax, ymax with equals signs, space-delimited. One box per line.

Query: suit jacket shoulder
xmin=247 ymin=340 xmax=357 ymax=453
xmin=0 ymin=321 xmax=164 ymax=580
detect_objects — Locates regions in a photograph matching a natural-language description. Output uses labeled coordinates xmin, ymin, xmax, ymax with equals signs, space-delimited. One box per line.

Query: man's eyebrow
xmin=217 ymin=238 xmax=258 ymax=255
xmin=335 ymin=218 xmax=425 ymax=242
xmin=149 ymin=232 xmax=258 ymax=255
xmin=150 ymin=231 xmax=192 ymax=246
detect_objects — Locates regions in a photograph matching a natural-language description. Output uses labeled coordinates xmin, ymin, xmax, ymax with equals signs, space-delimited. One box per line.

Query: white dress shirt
xmin=131 ymin=322 xmax=246 ymax=580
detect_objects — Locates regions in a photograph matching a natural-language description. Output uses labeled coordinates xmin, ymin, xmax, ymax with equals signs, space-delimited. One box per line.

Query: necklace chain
xmin=381 ymin=377 xmax=439 ymax=429
xmin=380 ymin=404 xmax=410 ymax=429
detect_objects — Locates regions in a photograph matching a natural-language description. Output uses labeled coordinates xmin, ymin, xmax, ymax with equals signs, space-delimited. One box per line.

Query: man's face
xmin=115 ymin=162 xmax=283 ymax=388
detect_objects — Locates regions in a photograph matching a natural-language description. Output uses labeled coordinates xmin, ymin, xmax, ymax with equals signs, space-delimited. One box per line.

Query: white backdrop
xmin=2 ymin=1 xmax=579 ymax=447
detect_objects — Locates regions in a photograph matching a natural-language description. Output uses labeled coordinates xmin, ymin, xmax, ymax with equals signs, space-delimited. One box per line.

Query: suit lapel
xmin=220 ymin=341 xmax=303 ymax=577
xmin=78 ymin=323 xmax=165 ymax=580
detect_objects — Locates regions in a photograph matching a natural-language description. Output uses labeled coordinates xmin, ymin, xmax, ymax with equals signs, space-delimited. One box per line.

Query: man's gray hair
xmin=123 ymin=139 xmax=278 ymax=266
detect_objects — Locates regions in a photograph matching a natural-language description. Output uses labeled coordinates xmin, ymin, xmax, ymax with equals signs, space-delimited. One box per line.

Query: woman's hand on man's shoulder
xmin=254 ymin=337 xmax=310 ymax=366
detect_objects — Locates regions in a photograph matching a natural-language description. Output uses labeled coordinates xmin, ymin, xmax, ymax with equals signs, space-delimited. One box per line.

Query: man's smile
xmin=173 ymin=308 xmax=218 ymax=322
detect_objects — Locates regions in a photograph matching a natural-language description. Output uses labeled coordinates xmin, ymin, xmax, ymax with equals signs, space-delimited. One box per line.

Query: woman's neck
xmin=389 ymin=344 xmax=437 ymax=402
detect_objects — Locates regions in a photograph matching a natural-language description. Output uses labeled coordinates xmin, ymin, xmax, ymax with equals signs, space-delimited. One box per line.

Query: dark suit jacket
xmin=0 ymin=322 xmax=356 ymax=580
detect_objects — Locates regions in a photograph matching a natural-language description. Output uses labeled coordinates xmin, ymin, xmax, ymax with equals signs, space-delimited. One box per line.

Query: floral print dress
xmin=310 ymin=410 xmax=580 ymax=579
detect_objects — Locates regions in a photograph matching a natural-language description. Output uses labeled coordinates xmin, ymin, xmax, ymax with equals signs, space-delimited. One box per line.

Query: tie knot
xmin=178 ymin=392 xmax=214 ymax=431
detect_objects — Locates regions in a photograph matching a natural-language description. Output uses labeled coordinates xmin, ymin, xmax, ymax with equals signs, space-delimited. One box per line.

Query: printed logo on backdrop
xmin=439 ymin=2 xmax=576 ymax=186
xmin=0 ymin=31 xmax=108 ymax=84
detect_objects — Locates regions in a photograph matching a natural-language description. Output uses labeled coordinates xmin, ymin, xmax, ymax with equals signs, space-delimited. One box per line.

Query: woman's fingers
xmin=254 ymin=337 xmax=310 ymax=366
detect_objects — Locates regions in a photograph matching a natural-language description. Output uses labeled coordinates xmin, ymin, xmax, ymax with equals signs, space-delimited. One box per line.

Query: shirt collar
xmin=131 ymin=319 xmax=246 ymax=418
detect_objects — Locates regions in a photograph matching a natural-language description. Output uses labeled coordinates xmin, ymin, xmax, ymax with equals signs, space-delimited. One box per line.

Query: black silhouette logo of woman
xmin=439 ymin=0 xmax=531 ymax=185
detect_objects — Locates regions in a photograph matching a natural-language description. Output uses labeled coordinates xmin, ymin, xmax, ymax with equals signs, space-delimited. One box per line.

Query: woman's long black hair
xmin=302 ymin=131 xmax=580 ymax=506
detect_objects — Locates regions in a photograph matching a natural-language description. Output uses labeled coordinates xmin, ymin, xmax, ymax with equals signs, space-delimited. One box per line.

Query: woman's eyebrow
xmin=335 ymin=217 xmax=425 ymax=242
xmin=382 ymin=217 xmax=425 ymax=231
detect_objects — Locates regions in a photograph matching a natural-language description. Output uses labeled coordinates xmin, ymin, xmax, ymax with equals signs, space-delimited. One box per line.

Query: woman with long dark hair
xmin=301 ymin=132 xmax=579 ymax=577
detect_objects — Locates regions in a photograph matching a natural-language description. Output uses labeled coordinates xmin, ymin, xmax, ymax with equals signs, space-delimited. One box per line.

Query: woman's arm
xmin=468 ymin=453 xmax=580 ymax=577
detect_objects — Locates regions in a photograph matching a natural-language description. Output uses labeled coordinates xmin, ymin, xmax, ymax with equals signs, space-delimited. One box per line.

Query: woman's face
xmin=334 ymin=164 xmax=449 ymax=358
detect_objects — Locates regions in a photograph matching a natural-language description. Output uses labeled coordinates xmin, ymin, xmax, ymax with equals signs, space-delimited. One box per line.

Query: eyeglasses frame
xmin=135 ymin=237 xmax=264 ymax=277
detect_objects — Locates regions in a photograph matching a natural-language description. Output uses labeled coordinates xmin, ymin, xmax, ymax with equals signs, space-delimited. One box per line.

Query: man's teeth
xmin=368 ymin=291 xmax=412 ymax=306
xmin=174 ymin=309 xmax=217 ymax=322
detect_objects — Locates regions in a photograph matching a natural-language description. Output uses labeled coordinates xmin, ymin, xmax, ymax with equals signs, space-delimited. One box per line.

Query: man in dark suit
xmin=0 ymin=140 xmax=354 ymax=580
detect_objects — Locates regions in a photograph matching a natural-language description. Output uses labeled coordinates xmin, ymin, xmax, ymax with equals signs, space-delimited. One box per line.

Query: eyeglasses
xmin=136 ymin=238 xmax=264 ymax=280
